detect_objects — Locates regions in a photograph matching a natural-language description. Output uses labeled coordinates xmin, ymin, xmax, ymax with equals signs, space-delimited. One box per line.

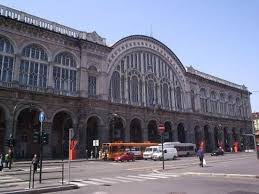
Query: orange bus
xmin=101 ymin=142 xmax=158 ymax=160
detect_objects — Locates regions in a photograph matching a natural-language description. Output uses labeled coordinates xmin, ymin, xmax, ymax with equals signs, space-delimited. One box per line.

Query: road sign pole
xmin=162 ymin=133 xmax=164 ymax=170
xmin=68 ymin=128 xmax=72 ymax=184
xmin=39 ymin=120 xmax=43 ymax=183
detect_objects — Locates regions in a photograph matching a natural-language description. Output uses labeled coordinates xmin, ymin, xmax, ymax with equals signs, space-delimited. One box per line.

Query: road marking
xmin=127 ymin=175 xmax=158 ymax=180
xmin=139 ymin=174 xmax=169 ymax=179
xmin=102 ymin=177 xmax=131 ymax=183
xmin=116 ymin=176 xmax=144 ymax=182
xmin=80 ymin=180 xmax=104 ymax=185
xmin=88 ymin=178 xmax=117 ymax=184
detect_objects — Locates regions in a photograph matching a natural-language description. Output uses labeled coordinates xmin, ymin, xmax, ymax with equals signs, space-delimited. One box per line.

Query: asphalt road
xmin=1 ymin=152 xmax=259 ymax=194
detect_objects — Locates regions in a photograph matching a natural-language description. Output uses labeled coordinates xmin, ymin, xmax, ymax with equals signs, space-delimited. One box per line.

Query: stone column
xmin=47 ymin=62 xmax=54 ymax=89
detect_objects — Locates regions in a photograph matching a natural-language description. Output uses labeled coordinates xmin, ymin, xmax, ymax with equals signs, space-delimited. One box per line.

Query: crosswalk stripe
xmin=0 ymin=176 xmax=13 ymax=180
xmin=70 ymin=181 xmax=87 ymax=187
xmin=116 ymin=176 xmax=144 ymax=182
xmin=102 ymin=177 xmax=131 ymax=183
xmin=80 ymin=180 xmax=104 ymax=185
xmin=0 ymin=178 xmax=23 ymax=183
xmin=140 ymin=174 xmax=169 ymax=179
xmin=89 ymin=178 xmax=117 ymax=184
xmin=127 ymin=175 xmax=157 ymax=180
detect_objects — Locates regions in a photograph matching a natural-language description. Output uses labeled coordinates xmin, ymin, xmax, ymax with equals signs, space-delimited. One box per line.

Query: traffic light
xmin=33 ymin=131 xmax=40 ymax=144
xmin=4 ymin=138 xmax=16 ymax=147
xmin=42 ymin=132 xmax=49 ymax=145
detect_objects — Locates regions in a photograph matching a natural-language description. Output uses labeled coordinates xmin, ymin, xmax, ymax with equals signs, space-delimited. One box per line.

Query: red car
xmin=114 ymin=152 xmax=135 ymax=162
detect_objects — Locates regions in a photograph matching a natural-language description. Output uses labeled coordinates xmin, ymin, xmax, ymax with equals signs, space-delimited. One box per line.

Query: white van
xmin=143 ymin=146 xmax=159 ymax=160
xmin=152 ymin=147 xmax=178 ymax=161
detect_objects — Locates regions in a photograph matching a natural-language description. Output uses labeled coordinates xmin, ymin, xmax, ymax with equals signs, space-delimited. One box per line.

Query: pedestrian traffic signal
xmin=33 ymin=131 xmax=40 ymax=144
xmin=4 ymin=138 xmax=16 ymax=147
xmin=42 ymin=132 xmax=49 ymax=145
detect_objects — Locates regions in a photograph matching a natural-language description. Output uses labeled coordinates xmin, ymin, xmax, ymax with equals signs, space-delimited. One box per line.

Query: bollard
xmin=32 ymin=167 xmax=35 ymax=189
xmin=29 ymin=165 xmax=32 ymax=189
xmin=62 ymin=162 xmax=64 ymax=185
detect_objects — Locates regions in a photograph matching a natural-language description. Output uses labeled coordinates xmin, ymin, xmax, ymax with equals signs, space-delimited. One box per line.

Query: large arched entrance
xmin=86 ymin=116 xmax=100 ymax=156
xmin=177 ymin=123 xmax=185 ymax=143
xmin=194 ymin=126 xmax=201 ymax=149
xmin=224 ymin=127 xmax=230 ymax=152
xmin=0 ymin=107 xmax=6 ymax=153
xmin=164 ymin=122 xmax=173 ymax=142
xmin=148 ymin=120 xmax=159 ymax=143
xmin=204 ymin=125 xmax=212 ymax=152
xmin=130 ymin=118 xmax=142 ymax=142
xmin=214 ymin=127 xmax=219 ymax=148
xmin=109 ymin=117 xmax=124 ymax=142
xmin=16 ymin=108 xmax=41 ymax=159
xmin=52 ymin=112 xmax=73 ymax=159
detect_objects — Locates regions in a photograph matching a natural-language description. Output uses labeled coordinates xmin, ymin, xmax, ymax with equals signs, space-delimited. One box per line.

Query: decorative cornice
xmin=0 ymin=4 xmax=106 ymax=45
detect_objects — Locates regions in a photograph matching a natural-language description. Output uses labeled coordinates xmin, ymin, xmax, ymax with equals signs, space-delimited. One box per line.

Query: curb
xmin=1 ymin=184 xmax=78 ymax=194
xmin=182 ymin=172 xmax=259 ymax=179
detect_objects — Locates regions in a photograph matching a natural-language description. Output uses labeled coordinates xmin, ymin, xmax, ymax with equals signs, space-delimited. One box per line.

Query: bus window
xmin=112 ymin=146 xmax=119 ymax=152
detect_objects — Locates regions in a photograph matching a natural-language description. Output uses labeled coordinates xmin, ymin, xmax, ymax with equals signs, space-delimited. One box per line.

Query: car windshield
xmin=145 ymin=148 xmax=152 ymax=152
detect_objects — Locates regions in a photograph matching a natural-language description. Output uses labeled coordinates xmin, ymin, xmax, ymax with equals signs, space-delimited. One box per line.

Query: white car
xmin=143 ymin=146 xmax=159 ymax=160
xmin=152 ymin=147 xmax=178 ymax=161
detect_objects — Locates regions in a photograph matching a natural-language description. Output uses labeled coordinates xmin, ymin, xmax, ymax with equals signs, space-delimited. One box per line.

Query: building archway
xmin=204 ymin=125 xmax=212 ymax=152
xmin=86 ymin=116 xmax=100 ymax=156
xmin=130 ymin=118 xmax=142 ymax=142
xmin=148 ymin=120 xmax=158 ymax=143
xmin=52 ymin=112 xmax=73 ymax=159
xmin=194 ymin=126 xmax=201 ymax=149
xmin=224 ymin=127 xmax=230 ymax=152
xmin=214 ymin=127 xmax=219 ymax=148
xmin=164 ymin=122 xmax=173 ymax=142
xmin=177 ymin=123 xmax=185 ymax=143
xmin=0 ymin=107 xmax=6 ymax=153
xmin=16 ymin=108 xmax=41 ymax=159
xmin=109 ymin=117 xmax=124 ymax=142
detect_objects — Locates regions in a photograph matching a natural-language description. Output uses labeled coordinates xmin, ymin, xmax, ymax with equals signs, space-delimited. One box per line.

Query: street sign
xmin=39 ymin=112 xmax=45 ymax=122
xmin=93 ymin=139 xmax=99 ymax=147
xmin=69 ymin=128 xmax=74 ymax=140
xmin=158 ymin=124 xmax=165 ymax=134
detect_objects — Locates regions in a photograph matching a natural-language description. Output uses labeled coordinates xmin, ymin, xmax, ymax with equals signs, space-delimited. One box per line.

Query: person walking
xmin=8 ymin=148 xmax=13 ymax=169
xmin=5 ymin=153 xmax=9 ymax=169
xmin=0 ymin=154 xmax=3 ymax=171
xmin=197 ymin=148 xmax=205 ymax=167
xmin=32 ymin=154 xmax=39 ymax=174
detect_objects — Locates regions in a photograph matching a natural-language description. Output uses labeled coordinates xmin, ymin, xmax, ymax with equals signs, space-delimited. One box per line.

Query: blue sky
xmin=1 ymin=0 xmax=259 ymax=111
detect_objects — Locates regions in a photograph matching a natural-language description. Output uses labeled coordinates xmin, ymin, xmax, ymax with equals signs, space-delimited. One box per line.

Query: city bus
xmin=101 ymin=142 xmax=158 ymax=160
xmin=158 ymin=142 xmax=196 ymax=156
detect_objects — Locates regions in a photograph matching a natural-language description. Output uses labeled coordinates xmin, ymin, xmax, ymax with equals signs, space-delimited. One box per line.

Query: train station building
xmin=0 ymin=4 xmax=253 ymax=159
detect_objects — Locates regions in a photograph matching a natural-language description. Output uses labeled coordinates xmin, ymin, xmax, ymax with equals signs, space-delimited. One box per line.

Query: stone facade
xmin=0 ymin=5 xmax=253 ymax=158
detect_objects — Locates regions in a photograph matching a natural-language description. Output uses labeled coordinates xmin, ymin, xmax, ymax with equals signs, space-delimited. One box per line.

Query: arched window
xmin=131 ymin=76 xmax=138 ymax=103
xmin=53 ymin=52 xmax=77 ymax=93
xmin=235 ymin=97 xmax=241 ymax=117
xmin=191 ymin=90 xmax=195 ymax=112
xmin=88 ymin=76 xmax=96 ymax=96
xmin=19 ymin=44 xmax=48 ymax=87
xmin=200 ymin=88 xmax=207 ymax=112
xmin=228 ymin=96 xmax=233 ymax=116
xmin=210 ymin=91 xmax=217 ymax=113
xmin=110 ymin=71 xmax=120 ymax=101
xmin=219 ymin=93 xmax=226 ymax=114
xmin=162 ymin=83 xmax=169 ymax=108
xmin=176 ymin=87 xmax=182 ymax=109
xmin=147 ymin=80 xmax=155 ymax=106
xmin=0 ymin=36 xmax=14 ymax=82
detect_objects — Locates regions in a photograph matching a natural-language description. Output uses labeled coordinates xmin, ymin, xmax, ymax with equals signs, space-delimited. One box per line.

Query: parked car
xmin=114 ymin=152 xmax=135 ymax=162
xmin=211 ymin=148 xmax=224 ymax=156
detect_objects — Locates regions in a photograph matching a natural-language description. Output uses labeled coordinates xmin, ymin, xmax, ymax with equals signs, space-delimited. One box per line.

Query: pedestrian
xmin=8 ymin=148 xmax=13 ymax=169
xmin=32 ymin=154 xmax=39 ymax=174
xmin=85 ymin=149 xmax=88 ymax=160
xmin=197 ymin=148 xmax=204 ymax=167
xmin=0 ymin=154 xmax=3 ymax=171
xmin=5 ymin=153 xmax=9 ymax=169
